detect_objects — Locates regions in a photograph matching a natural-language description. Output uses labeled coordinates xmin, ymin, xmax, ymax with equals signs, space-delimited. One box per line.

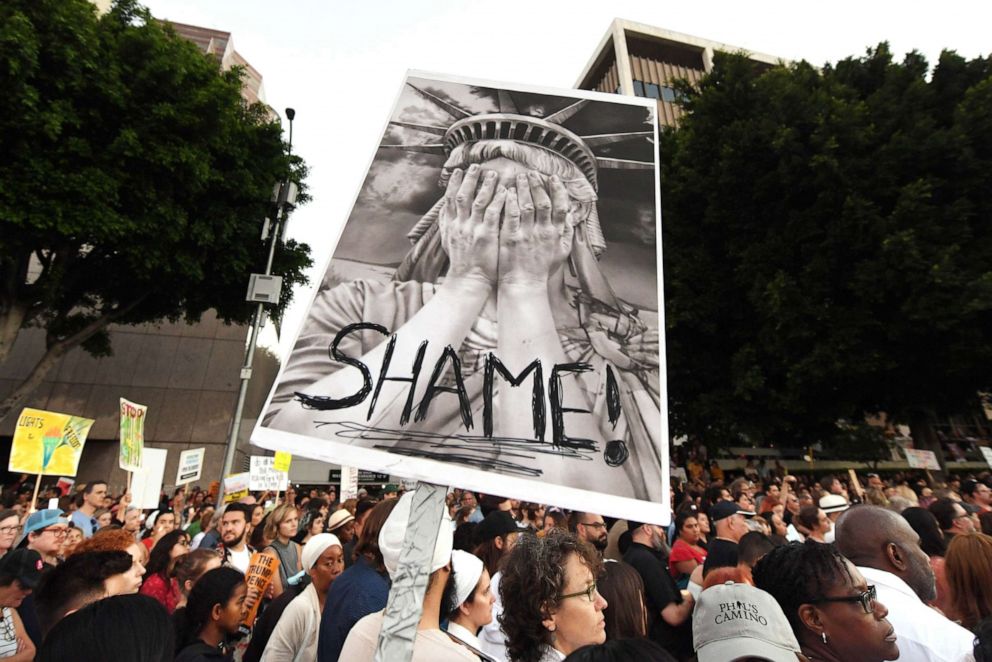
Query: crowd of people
xmin=0 ymin=468 xmax=990 ymax=661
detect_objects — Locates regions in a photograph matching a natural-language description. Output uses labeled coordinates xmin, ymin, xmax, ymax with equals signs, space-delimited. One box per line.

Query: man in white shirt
xmin=219 ymin=503 xmax=254 ymax=573
xmin=835 ymin=505 xmax=974 ymax=662
xmin=446 ymin=550 xmax=497 ymax=661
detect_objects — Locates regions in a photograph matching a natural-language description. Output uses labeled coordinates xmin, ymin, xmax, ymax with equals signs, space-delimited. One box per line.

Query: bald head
xmin=835 ymin=505 xmax=935 ymax=602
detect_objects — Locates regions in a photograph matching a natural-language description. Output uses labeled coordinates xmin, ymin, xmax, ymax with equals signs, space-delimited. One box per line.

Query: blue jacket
xmin=316 ymin=556 xmax=390 ymax=662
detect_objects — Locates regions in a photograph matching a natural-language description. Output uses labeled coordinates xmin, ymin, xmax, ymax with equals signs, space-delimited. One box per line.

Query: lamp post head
xmin=285 ymin=107 xmax=295 ymax=121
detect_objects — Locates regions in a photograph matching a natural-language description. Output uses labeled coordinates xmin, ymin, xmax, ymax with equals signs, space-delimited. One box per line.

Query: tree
xmin=0 ymin=0 xmax=311 ymax=421
xmin=661 ymin=45 xmax=992 ymax=451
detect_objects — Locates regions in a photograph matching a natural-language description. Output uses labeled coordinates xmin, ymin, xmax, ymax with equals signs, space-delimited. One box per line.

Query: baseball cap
xmin=710 ymin=500 xmax=756 ymax=523
xmin=475 ymin=511 xmax=519 ymax=542
xmin=819 ymin=494 xmax=849 ymax=514
xmin=326 ymin=509 xmax=355 ymax=532
xmin=17 ymin=509 xmax=68 ymax=546
xmin=383 ymin=484 xmax=399 ymax=493
xmin=693 ymin=581 xmax=802 ymax=662
xmin=0 ymin=549 xmax=45 ymax=588
xmin=378 ymin=492 xmax=453 ymax=579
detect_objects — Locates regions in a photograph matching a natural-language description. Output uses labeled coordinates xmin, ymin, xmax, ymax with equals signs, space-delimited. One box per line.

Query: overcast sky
xmin=143 ymin=0 xmax=992 ymax=357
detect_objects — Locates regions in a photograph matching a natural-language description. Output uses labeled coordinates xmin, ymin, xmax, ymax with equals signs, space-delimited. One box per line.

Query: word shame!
xmin=298 ymin=323 xmax=627 ymax=448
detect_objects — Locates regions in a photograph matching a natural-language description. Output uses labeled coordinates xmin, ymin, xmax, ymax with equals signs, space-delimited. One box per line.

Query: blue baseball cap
xmin=17 ymin=509 xmax=68 ymax=546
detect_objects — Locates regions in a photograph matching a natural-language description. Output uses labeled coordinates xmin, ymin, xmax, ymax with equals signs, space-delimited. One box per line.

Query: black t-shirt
xmin=702 ymin=537 xmax=738 ymax=576
xmin=623 ymin=542 xmax=690 ymax=656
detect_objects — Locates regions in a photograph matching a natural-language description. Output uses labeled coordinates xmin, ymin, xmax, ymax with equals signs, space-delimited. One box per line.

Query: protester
xmin=500 ymin=530 xmax=607 ymax=662
xmin=0 ymin=549 xmax=41 ymax=660
xmin=316 ymin=498 xmax=398 ymax=662
xmin=623 ymin=521 xmax=693 ymax=656
xmin=736 ymin=531 xmax=775 ymax=582
xmin=944 ymin=532 xmax=992 ymax=631
xmin=753 ymin=541 xmax=898 ymax=662
xmin=219 ymin=504 xmax=254 ymax=573
xmin=326 ymin=509 xmax=356 ymax=546
xmin=692 ymin=580 xmax=801 ymax=662
xmin=195 ymin=508 xmax=225 ymax=551
xmin=597 ymin=560 xmax=647 ymax=639
xmin=71 ymin=526 xmax=148 ymax=576
xmin=262 ymin=504 xmax=302 ymax=595
xmin=570 ymin=512 xmax=608 ymax=554
xmin=835 ymin=505 xmax=974 ymax=660
xmin=338 ymin=491 xmax=472 ymax=661
xmin=930 ymin=497 xmax=976 ymax=541
xmin=187 ymin=506 xmax=215 ymax=540
xmin=93 ymin=508 xmax=113 ymax=530
xmin=0 ymin=512 xmax=20 ymax=560
xmin=174 ymin=567 xmax=248 ymax=661
xmin=261 ymin=533 xmax=344 ymax=661
xmin=797 ymin=505 xmax=831 ymax=543
xmin=564 ymin=639 xmax=675 ymax=662
xmin=122 ymin=506 xmax=143 ymax=540
xmin=901 ymin=506 xmax=951 ymax=611
xmin=173 ymin=549 xmax=223 ymax=610
xmin=60 ymin=525 xmax=83 ymax=559
xmin=19 ymin=509 xmax=68 ymax=566
xmin=446 ymin=550 xmax=496 ymax=660
xmin=976 ymin=617 xmax=992 ymax=662
xmin=345 ymin=499 xmax=378 ymax=567
xmin=701 ymin=501 xmax=752 ymax=576
xmin=70 ymin=481 xmax=108 ymax=538
xmin=542 ymin=510 xmax=569 ymax=536
xmin=961 ymin=479 xmax=992 ymax=515
xmin=36 ymin=594 xmax=172 ymax=662
xmin=34 ymin=550 xmax=137 ymax=636
xmin=140 ymin=529 xmax=190 ymax=613
xmin=668 ymin=511 xmax=707 ymax=588
xmin=477 ymin=510 xmax=525 ymax=661
xmin=293 ymin=510 xmax=324 ymax=545
xmin=143 ymin=510 xmax=177 ymax=552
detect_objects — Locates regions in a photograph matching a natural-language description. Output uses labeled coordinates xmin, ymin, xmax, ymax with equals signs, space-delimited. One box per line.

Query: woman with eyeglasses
xmin=0 ymin=512 xmax=20 ymax=560
xmin=753 ymin=541 xmax=899 ymax=662
xmin=500 ymin=530 xmax=607 ymax=662
xmin=140 ymin=530 xmax=190 ymax=613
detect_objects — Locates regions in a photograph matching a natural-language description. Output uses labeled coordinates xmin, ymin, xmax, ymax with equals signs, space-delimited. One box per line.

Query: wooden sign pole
xmin=29 ymin=474 xmax=43 ymax=513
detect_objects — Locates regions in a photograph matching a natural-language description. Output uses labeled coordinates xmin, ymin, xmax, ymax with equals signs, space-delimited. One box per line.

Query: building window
xmin=645 ymin=83 xmax=661 ymax=99
xmin=633 ymin=80 xmax=645 ymax=96
xmin=661 ymin=86 xmax=678 ymax=103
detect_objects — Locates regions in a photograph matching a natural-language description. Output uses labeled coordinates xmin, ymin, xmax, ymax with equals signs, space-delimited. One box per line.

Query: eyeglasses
xmin=0 ymin=527 xmax=20 ymax=535
xmin=579 ymin=522 xmax=607 ymax=530
xmin=810 ymin=585 xmax=877 ymax=614
xmin=40 ymin=527 xmax=68 ymax=538
xmin=560 ymin=582 xmax=599 ymax=603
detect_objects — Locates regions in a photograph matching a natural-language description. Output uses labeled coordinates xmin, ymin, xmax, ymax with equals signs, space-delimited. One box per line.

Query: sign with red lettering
xmin=252 ymin=72 xmax=670 ymax=524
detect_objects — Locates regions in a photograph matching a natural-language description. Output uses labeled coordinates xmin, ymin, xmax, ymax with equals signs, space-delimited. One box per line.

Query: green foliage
xmin=662 ymin=45 xmax=992 ymax=451
xmin=0 ymin=0 xmax=311 ymax=357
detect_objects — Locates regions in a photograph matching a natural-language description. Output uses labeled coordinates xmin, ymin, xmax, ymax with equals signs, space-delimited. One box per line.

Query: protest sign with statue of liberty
xmin=254 ymin=72 xmax=670 ymax=523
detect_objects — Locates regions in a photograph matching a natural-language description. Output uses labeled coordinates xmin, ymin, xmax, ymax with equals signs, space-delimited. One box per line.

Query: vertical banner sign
xmin=241 ymin=552 xmax=279 ymax=632
xmin=175 ymin=448 xmax=206 ymax=486
xmin=223 ymin=472 xmax=250 ymax=503
xmin=252 ymin=72 xmax=670 ymax=525
xmin=130 ymin=447 xmax=168 ymax=510
xmin=249 ymin=456 xmax=289 ymax=491
xmin=118 ymin=398 xmax=147 ymax=471
xmin=9 ymin=408 xmax=93 ymax=476
xmin=272 ymin=451 xmax=292 ymax=473
xmin=340 ymin=466 xmax=359 ymax=501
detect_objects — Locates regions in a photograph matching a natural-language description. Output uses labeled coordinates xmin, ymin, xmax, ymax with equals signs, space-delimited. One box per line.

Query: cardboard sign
xmin=130 ymin=447 xmax=167 ymax=509
xmin=248 ymin=456 xmax=289 ymax=491
xmin=273 ymin=451 xmax=292 ymax=473
xmin=176 ymin=448 xmax=205 ymax=486
xmin=252 ymin=72 xmax=671 ymax=524
xmin=241 ymin=552 xmax=279 ymax=630
xmin=980 ymin=446 xmax=992 ymax=470
xmin=56 ymin=477 xmax=75 ymax=497
xmin=118 ymin=398 xmax=146 ymax=471
xmin=223 ymin=472 xmax=250 ymax=503
xmin=9 ymin=407 xmax=93 ymax=476
xmin=905 ymin=448 xmax=941 ymax=470
xmin=340 ymin=465 xmax=359 ymax=500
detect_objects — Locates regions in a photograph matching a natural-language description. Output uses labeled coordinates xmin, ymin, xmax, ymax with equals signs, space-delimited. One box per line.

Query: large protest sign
xmin=176 ymin=448 xmax=205 ymax=486
xmin=248 ymin=456 xmax=289 ymax=491
xmin=981 ymin=446 xmax=992 ymax=470
xmin=241 ymin=552 xmax=279 ymax=632
xmin=223 ymin=472 xmax=250 ymax=503
xmin=118 ymin=398 xmax=146 ymax=471
xmin=131 ymin=447 xmax=167 ymax=509
xmin=253 ymin=72 xmax=670 ymax=524
xmin=9 ymin=408 xmax=93 ymax=476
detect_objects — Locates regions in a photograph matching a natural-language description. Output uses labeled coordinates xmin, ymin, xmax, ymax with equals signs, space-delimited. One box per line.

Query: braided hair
xmin=752 ymin=541 xmax=856 ymax=637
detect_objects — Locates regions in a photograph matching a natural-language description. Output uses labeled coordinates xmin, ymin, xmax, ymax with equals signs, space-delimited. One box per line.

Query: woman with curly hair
xmin=499 ymin=530 xmax=607 ymax=662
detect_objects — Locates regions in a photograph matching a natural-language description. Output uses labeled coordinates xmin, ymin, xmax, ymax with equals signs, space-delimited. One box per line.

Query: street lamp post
xmin=217 ymin=108 xmax=297 ymax=506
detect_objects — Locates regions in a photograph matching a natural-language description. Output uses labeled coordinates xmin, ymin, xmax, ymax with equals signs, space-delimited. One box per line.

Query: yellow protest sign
xmin=222 ymin=472 xmax=250 ymax=504
xmin=273 ymin=451 xmax=292 ymax=473
xmin=9 ymin=408 xmax=93 ymax=476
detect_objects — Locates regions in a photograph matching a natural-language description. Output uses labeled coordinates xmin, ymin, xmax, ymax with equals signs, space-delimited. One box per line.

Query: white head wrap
xmin=302 ymin=533 xmax=342 ymax=572
xmin=379 ymin=492 xmax=453 ymax=579
xmin=451 ymin=550 xmax=485 ymax=607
